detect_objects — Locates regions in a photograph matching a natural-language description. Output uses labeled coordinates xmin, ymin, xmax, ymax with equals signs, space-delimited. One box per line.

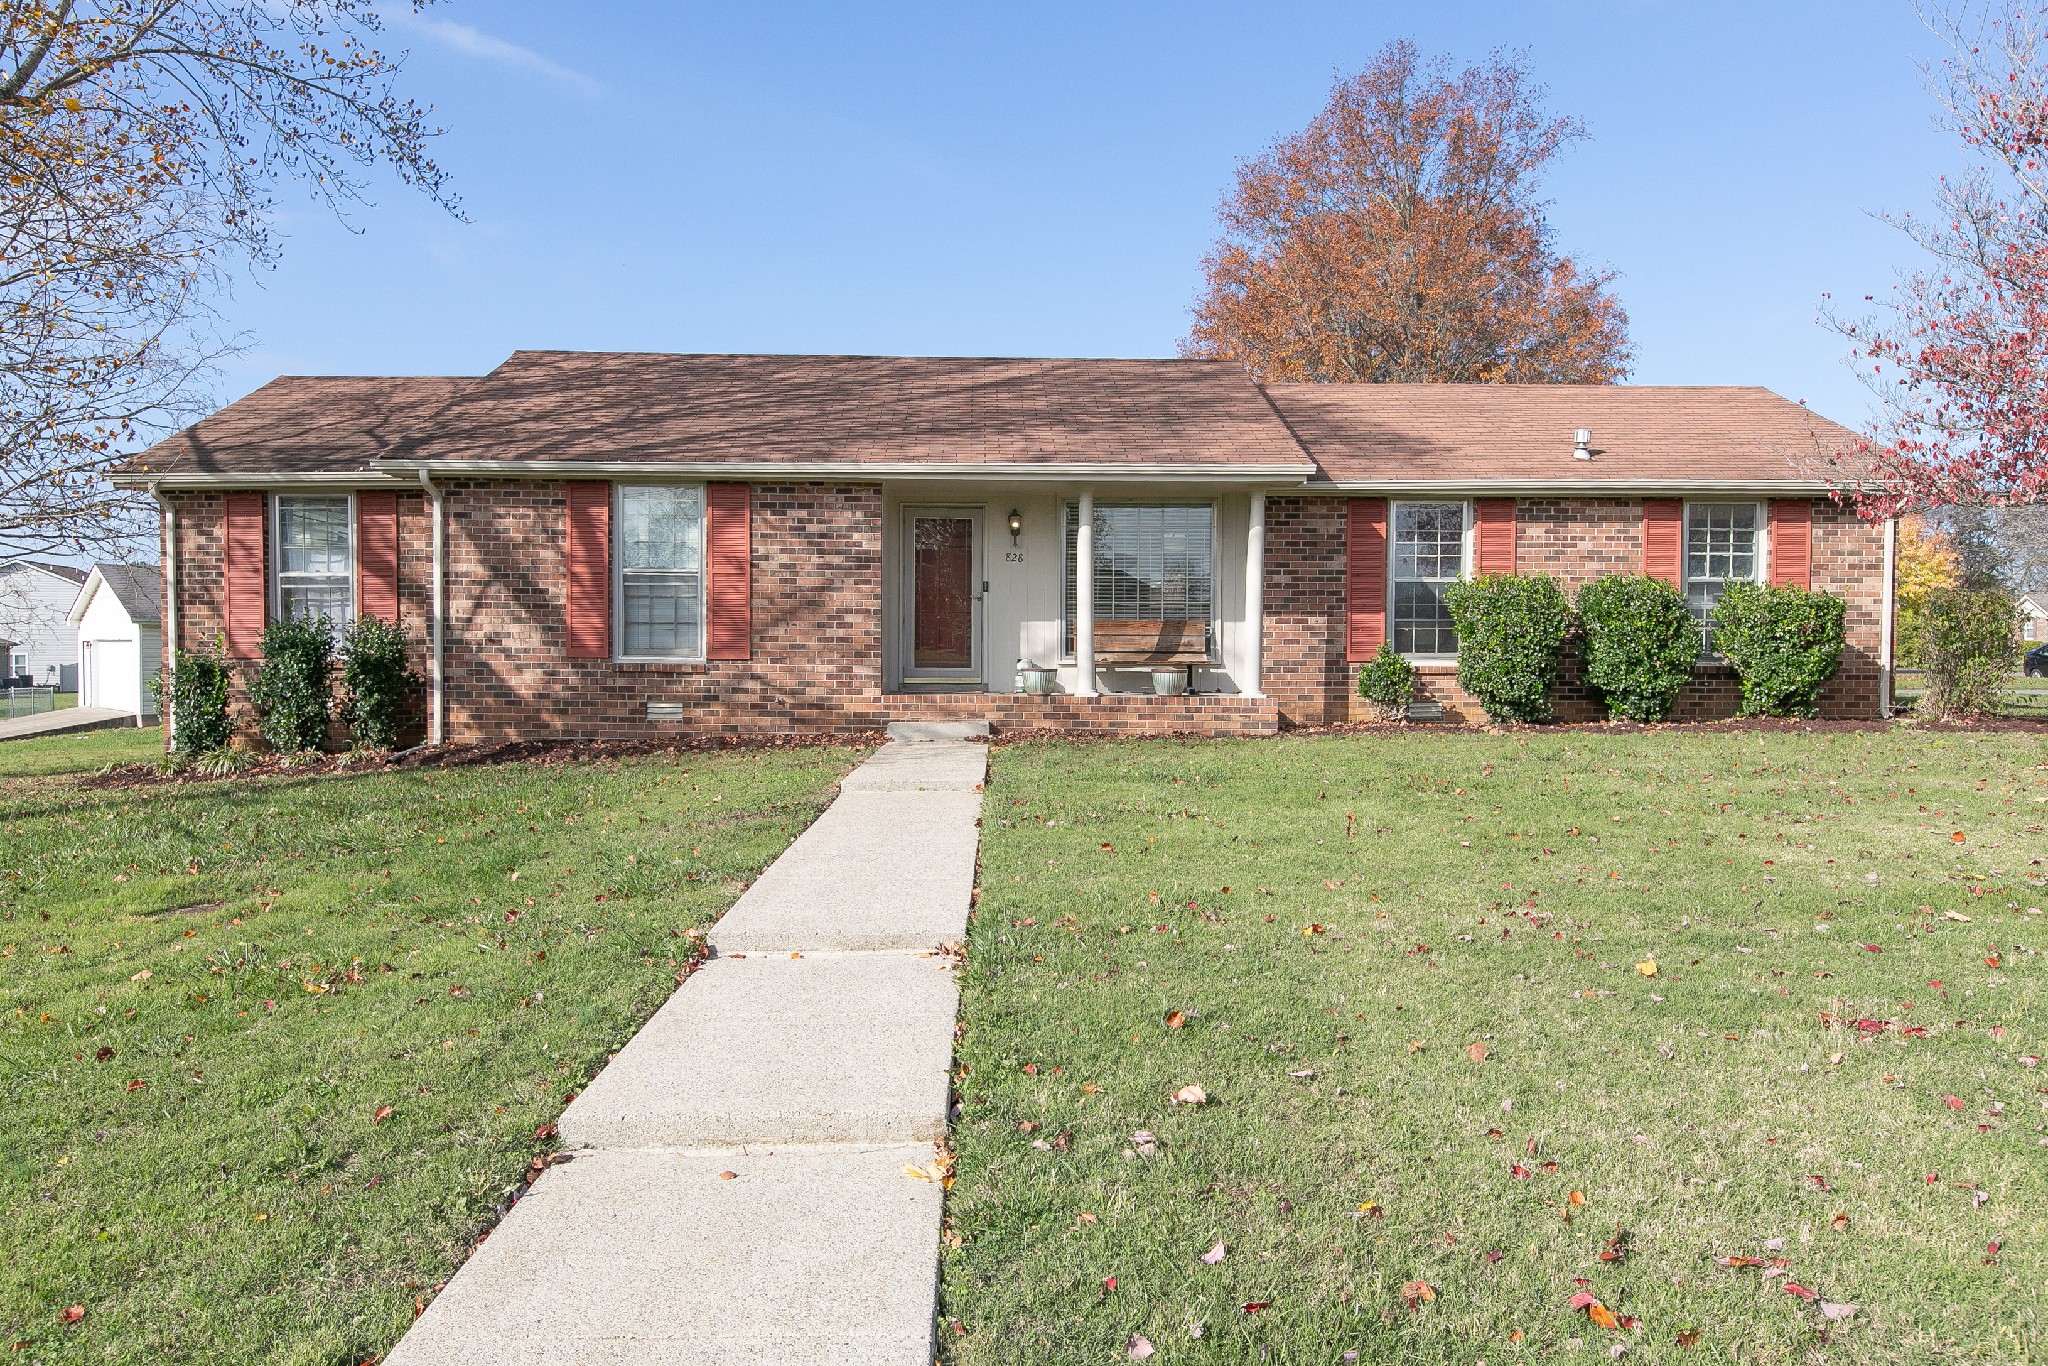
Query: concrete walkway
xmin=0 ymin=706 xmax=135 ymax=742
xmin=385 ymin=736 xmax=986 ymax=1366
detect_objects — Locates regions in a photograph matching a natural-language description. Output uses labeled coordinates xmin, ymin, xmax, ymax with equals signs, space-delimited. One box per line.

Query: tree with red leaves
xmin=1829 ymin=2 xmax=2048 ymax=515
xmin=1182 ymin=41 xmax=1630 ymax=385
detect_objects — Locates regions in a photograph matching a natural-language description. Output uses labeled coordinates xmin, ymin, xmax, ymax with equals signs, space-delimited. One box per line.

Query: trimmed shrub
xmin=249 ymin=614 xmax=334 ymax=753
xmin=340 ymin=614 xmax=421 ymax=749
xmin=1911 ymin=587 xmax=2019 ymax=718
xmin=1709 ymin=582 xmax=1847 ymax=717
xmin=150 ymin=637 xmax=233 ymax=754
xmin=1574 ymin=574 xmax=1699 ymax=722
xmin=1356 ymin=650 xmax=1415 ymax=722
xmin=1443 ymin=574 xmax=1573 ymax=723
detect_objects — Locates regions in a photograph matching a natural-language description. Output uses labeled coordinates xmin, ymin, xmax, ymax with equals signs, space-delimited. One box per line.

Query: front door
xmin=902 ymin=507 xmax=982 ymax=687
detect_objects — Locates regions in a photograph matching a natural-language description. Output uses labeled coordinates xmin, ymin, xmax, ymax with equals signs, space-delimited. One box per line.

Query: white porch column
xmin=1075 ymin=488 xmax=1097 ymax=696
xmin=1244 ymin=491 xmax=1265 ymax=697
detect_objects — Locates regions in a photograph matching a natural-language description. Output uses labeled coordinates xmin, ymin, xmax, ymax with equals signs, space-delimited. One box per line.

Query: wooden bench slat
xmin=1092 ymin=618 xmax=1210 ymax=664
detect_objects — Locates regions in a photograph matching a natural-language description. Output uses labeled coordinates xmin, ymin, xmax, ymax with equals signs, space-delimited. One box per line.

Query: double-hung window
xmin=1685 ymin=502 xmax=1761 ymax=654
xmin=1391 ymin=501 xmax=1469 ymax=656
xmin=1062 ymin=503 xmax=1215 ymax=657
xmin=617 ymin=484 xmax=706 ymax=660
xmin=274 ymin=494 xmax=353 ymax=628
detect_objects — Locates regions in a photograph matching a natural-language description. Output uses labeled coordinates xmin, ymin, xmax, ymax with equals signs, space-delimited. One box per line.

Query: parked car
xmin=2027 ymin=642 xmax=2048 ymax=678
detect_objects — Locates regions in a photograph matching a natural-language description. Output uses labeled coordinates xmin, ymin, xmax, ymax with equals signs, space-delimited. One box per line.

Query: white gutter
xmin=1879 ymin=515 xmax=1897 ymax=718
xmin=149 ymin=481 xmax=176 ymax=737
xmin=418 ymin=470 xmax=446 ymax=746
xmin=1311 ymin=478 xmax=1840 ymax=495
xmin=111 ymin=471 xmax=411 ymax=490
xmin=372 ymin=459 xmax=1319 ymax=482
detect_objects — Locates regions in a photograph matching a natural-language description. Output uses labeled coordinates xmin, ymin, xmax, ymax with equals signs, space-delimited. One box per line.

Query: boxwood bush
xmin=1443 ymin=574 xmax=1573 ymax=724
xmin=249 ymin=614 xmax=335 ymax=753
xmin=1709 ymin=582 xmax=1847 ymax=717
xmin=1910 ymin=587 xmax=2019 ymax=718
xmin=339 ymin=614 xmax=421 ymax=749
xmin=1355 ymin=650 xmax=1415 ymax=722
xmin=1574 ymin=573 xmax=1699 ymax=722
xmin=150 ymin=637 xmax=233 ymax=755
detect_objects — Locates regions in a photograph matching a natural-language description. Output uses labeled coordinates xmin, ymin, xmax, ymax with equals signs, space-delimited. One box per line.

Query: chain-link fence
xmin=4 ymin=686 xmax=55 ymax=719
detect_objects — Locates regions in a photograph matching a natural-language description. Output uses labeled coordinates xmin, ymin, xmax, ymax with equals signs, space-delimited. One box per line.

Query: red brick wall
xmin=442 ymin=480 xmax=885 ymax=740
xmin=163 ymin=486 xmax=1891 ymax=745
xmin=1260 ymin=494 xmax=1889 ymax=725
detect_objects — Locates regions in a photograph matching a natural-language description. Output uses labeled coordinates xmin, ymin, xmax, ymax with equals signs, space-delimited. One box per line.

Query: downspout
xmin=149 ymin=481 xmax=175 ymax=738
xmin=1878 ymin=515 xmax=1897 ymax=719
xmin=418 ymin=469 xmax=446 ymax=746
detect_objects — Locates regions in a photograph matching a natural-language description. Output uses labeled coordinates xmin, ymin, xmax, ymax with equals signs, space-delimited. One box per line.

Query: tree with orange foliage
xmin=1182 ymin=42 xmax=1630 ymax=385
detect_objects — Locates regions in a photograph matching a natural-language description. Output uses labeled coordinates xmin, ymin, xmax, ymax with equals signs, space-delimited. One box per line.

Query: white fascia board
xmin=64 ymin=568 xmax=104 ymax=625
xmin=371 ymin=459 xmax=1317 ymax=482
xmin=1311 ymin=478 xmax=1839 ymax=495
xmin=111 ymin=471 xmax=409 ymax=490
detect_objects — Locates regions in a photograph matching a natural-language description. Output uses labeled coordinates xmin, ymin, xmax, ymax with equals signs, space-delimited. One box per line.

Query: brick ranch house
xmin=113 ymin=351 xmax=1897 ymax=742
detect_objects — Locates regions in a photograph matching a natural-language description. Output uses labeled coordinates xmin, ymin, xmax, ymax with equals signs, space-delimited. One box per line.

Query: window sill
xmin=611 ymin=657 xmax=712 ymax=671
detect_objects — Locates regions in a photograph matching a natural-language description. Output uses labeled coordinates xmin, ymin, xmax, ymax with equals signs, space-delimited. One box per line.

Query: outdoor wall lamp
xmin=1007 ymin=509 xmax=1023 ymax=545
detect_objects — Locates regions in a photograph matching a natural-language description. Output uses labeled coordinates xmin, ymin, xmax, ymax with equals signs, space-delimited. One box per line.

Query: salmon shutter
xmin=1642 ymin=499 xmax=1684 ymax=588
xmin=1346 ymin=497 xmax=1388 ymax=662
xmin=706 ymin=483 xmax=752 ymax=661
xmin=1474 ymin=498 xmax=1517 ymax=575
xmin=223 ymin=491 xmax=266 ymax=658
xmin=356 ymin=492 xmax=400 ymax=623
xmin=1769 ymin=499 xmax=1812 ymax=589
xmin=565 ymin=482 xmax=611 ymax=660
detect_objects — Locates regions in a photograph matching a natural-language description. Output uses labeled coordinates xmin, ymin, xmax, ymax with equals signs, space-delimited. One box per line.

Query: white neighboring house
xmin=67 ymin=565 xmax=162 ymax=719
xmin=0 ymin=561 xmax=88 ymax=689
xmin=2021 ymin=590 xmax=2047 ymax=644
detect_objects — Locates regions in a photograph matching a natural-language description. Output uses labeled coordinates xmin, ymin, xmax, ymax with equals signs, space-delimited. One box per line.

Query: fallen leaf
xmin=129 ymin=969 xmax=150 ymax=982
xmin=1240 ymin=1300 xmax=1271 ymax=1314
xmin=1952 ymin=831 xmax=1966 ymax=843
xmin=1588 ymin=1303 xmax=1622 ymax=1331
xmin=1569 ymin=1292 xmax=1598 ymax=1311
xmin=1164 ymin=1010 xmax=1186 ymax=1030
xmin=1807 ymin=1174 xmax=1832 ymax=1191
xmin=1172 ymin=1084 xmax=1208 ymax=1105
xmin=1126 ymin=1334 xmax=1155 ymax=1360
xmin=1677 ymin=1328 xmax=1702 ymax=1348
xmin=719 ymin=1170 xmax=739 ymax=1181
xmin=1467 ymin=1041 xmax=1490 ymax=1063
xmin=1511 ymin=1164 xmax=1532 ymax=1179
xmin=1077 ymin=1212 xmax=1098 ymax=1225
xmin=1200 ymin=1240 xmax=1227 ymax=1265
xmin=373 ymin=1106 xmax=394 ymax=1124
xmin=1830 ymin=1212 xmax=1850 ymax=1231
xmin=1783 ymin=1282 xmax=1819 ymax=1302
xmin=1636 ymin=959 xmax=1658 ymax=977
xmin=1356 ymin=1201 xmax=1383 ymax=1218
xmin=61 ymin=1306 xmax=84 ymax=1325
xmin=1943 ymin=1095 xmax=1966 ymax=1111
xmin=1819 ymin=1301 xmax=1858 ymax=1322
xmin=1400 ymin=1280 xmax=1436 ymax=1305
xmin=1715 ymin=1255 xmax=1768 ymax=1269
xmin=1568 ymin=1189 xmax=1586 ymax=1206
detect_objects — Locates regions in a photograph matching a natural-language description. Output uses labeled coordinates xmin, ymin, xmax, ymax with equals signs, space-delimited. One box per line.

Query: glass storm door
xmin=905 ymin=508 xmax=982 ymax=684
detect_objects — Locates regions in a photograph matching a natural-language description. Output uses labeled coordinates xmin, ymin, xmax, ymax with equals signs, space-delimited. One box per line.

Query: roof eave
xmin=1310 ymin=476 xmax=1844 ymax=495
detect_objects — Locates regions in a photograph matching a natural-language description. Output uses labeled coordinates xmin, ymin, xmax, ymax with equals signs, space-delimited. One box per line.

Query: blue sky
xmin=219 ymin=0 xmax=1958 ymax=431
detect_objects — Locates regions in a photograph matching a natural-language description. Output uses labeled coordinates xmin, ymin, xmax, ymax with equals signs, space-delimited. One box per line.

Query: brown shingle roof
xmin=399 ymin=351 xmax=1312 ymax=469
xmin=1265 ymin=383 xmax=1857 ymax=486
xmin=121 ymin=376 xmax=475 ymax=477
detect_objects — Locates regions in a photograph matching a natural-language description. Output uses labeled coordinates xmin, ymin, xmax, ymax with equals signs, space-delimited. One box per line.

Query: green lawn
xmin=1 ymin=735 xmax=862 ymax=1363
xmin=946 ymin=728 xmax=2047 ymax=1364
